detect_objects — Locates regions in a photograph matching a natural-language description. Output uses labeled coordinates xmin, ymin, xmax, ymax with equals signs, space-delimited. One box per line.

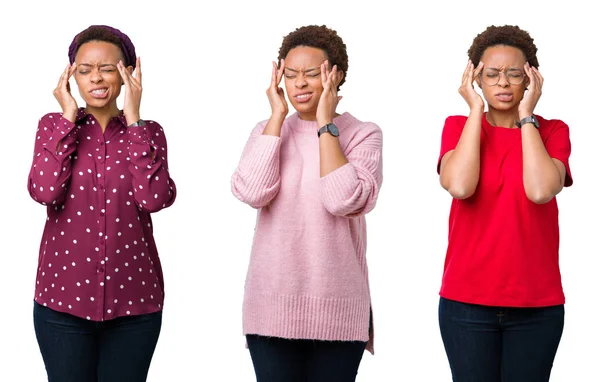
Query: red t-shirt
xmin=437 ymin=114 xmax=572 ymax=307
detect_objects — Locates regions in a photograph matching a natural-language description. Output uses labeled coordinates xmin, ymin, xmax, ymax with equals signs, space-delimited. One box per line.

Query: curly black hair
xmin=73 ymin=27 xmax=128 ymax=66
xmin=277 ymin=25 xmax=348 ymax=90
xmin=468 ymin=25 xmax=539 ymax=68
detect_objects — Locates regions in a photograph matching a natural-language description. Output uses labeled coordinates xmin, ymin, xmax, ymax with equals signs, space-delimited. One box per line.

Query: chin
xmin=84 ymin=96 xmax=112 ymax=109
xmin=486 ymin=99 xmax=518 ymax=112
xmin=292 ymin=102 xmax=317 ymax=115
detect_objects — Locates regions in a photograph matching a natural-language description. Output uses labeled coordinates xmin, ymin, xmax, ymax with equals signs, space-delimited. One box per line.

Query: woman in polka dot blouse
xmin=28 ymin=25 xmax=176 ymax=382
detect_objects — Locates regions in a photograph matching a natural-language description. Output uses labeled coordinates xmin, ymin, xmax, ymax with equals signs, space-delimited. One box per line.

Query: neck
xmin=85 ymin=103 xmax=120 ymax=132
xmin=486 ymin=107 xmax=520 ymax=129
xmin=298 ymin=111 xmax=316 ymax=121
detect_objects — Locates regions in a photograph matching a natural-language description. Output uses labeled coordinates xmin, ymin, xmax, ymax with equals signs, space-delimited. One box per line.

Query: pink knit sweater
xmin=231 ymin=112 xmax=383 ymax=353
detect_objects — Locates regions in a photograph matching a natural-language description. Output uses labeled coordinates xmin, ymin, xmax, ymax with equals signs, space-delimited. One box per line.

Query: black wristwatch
xmin=128 ymin=119 xmax=146 ymax=127
xmin=317 ymin=123 xmax=340 ymax=137
xmin=516 ymin=115 xmax=539 ymax=129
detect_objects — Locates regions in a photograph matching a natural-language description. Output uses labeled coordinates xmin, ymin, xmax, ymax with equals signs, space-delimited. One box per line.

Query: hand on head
xmin=266 ymin=59 xmax=289 ymax=118
xmin=53 ymin=64 xmax=79 ymax=122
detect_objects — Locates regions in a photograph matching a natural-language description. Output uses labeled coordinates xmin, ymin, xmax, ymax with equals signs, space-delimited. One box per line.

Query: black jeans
xmin=246 ymin=335 xmax=367 ymax=382
xmin=34 ymin=301 xmax=162 ymax=382
xmin=439 ymin=297 xmax=564 ymax=382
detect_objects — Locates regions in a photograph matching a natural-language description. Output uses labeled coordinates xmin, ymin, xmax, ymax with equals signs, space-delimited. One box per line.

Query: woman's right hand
xmin=266 ymin=59 xmax=288 ymax=118
xmin=458 ymin=61 xmax=484 ymax=111
xmin=53 ymin=64 xmax=78 ymax=122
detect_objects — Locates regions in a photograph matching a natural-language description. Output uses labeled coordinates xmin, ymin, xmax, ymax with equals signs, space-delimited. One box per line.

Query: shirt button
xmin=100 ymin=211 xmax=105 ymax=217
xmin=100 ymin=142 xmax=105 ymax=146
xmin=100 ymin=239 xmax=105 ymax=245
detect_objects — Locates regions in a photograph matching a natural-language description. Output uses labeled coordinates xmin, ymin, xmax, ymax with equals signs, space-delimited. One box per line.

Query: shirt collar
xmin=75 ymin=107 xmax=129 ymax=127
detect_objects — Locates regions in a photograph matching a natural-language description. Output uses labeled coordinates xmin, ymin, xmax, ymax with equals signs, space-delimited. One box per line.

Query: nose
xmin=497 ymin=72 xmax=510 ymax=87
xmin=90 ymin=68 xmax=103 ymax=83
xmin=294 ymin=74 xmax=307 ymax=88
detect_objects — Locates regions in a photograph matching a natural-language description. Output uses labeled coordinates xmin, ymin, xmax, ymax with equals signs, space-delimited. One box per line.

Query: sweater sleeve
xmin=27 ymin=113 xmax=79 ymax=205
xmin=127 ymin=121 xmax=176 ymax=212
xmin=320 ymin=123 xmax=383 ymax=217
xmin=231 ymin=121 xmax=281 ymax=208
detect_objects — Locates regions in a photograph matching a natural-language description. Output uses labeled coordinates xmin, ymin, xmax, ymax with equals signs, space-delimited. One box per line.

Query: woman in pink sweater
xmin=231 ymin=25 xmax=383 ymax=382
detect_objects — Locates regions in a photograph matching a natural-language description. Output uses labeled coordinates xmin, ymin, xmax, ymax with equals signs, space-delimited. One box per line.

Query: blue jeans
xmin=34 ymin=301 xmax=162 ymax=382
xmin=246 ymin=335 xmax=367 ymax=382
xmin=439 ymin=297 xmax=564 ymax=382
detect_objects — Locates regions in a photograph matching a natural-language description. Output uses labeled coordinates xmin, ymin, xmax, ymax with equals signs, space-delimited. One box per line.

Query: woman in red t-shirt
xmin=437 ymin=25 xmax=572 ymax=382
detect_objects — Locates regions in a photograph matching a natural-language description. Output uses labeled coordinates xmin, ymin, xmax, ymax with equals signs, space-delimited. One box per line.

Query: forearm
xmin=440 ymin=109 xmax=482 ymax=199
xmin=262 ymin=113 xmax=286 ymax=137
xmin=319 ymin=134 xmax=349 ymax=177
xmin=521 ymin=124 xmax=563 ymax=203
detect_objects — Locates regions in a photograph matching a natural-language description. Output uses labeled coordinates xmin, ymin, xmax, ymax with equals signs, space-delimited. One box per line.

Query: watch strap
xmin=317 ymin=123 xmax=337 ymax=137
xmin=516 ymin=115 xmax=539 ymax=129
xmin=128 ymin=119 xmax=146 ymax=127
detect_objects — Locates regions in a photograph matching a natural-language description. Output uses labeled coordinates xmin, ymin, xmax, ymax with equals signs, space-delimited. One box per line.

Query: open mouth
xmin=294 ymin=93 xmax=313 ymax=103
xmin=90 ymin=88 xmax=109 ymax=99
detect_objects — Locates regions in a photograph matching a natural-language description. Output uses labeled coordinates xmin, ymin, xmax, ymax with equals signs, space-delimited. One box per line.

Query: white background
xmin=1 ymin=0 xmax=598 ymax=380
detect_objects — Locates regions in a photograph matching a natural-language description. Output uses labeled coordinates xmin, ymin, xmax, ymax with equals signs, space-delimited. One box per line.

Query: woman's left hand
xmin=316 ymin=60 xmax=343 ymax=127
xmin=117 ymin=57 xmax=142 ymax=125
xmin=519 ymin=62 xmax=543 ymax=117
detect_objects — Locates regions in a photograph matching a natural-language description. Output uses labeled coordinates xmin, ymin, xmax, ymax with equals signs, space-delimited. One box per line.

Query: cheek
xmin=309 ymin=79 xmax=324 ymax=94
xmin=109 ymin=76 xmax=123 ymax=90
xmin=514 ymin=83 xmax=527 ymax=97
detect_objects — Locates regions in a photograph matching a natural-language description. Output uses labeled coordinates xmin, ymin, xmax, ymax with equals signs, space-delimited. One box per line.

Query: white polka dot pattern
xmin=27 ymin=110 xmax=176 ymax=321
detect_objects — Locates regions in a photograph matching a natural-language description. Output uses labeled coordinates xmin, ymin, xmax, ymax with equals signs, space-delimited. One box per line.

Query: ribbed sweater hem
xmin=243 ymin=291 xmax=371 ymax=343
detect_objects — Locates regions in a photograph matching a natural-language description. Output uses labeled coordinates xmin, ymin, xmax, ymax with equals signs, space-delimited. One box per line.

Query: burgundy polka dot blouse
xmin=27 ymin=109 xmax=176 ymax=321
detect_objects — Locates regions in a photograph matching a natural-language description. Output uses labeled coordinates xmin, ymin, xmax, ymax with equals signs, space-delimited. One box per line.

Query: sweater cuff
xmin=321 ymin=163 xmax=357 ymax=204
xmin=239 ymin=135 xmax=281 ymax=179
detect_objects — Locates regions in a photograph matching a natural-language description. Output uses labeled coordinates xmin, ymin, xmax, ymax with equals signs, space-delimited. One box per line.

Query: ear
xmin=337 ymin=70 xmax=345 ymax=83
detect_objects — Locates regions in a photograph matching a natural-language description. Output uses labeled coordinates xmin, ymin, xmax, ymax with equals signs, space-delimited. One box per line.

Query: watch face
xmin=329 ymin=123 xmax=339 ymax=137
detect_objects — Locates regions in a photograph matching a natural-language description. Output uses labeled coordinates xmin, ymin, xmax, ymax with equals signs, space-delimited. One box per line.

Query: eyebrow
xmin=484 ymin=67 xmax=523 ymax=71
xmin=284 ymin=66 xmax=321 ymax=73
xmin=78 ymin=63 xmax=117 ymax=68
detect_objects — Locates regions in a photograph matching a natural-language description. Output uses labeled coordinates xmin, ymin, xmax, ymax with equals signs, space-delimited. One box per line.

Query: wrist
xmin=127 ymin=118 xmax=145 ymax=127
xmin=516 ymin=114 xmax=540 ymax=129
xmin=62 ymin=109 xmax=77 ymax=123
xmin=269 ymin=113 xmax=286 ymax=125
xmin=126 ymin=115 xmax=141 ymax=126
xmin=468 ymin=107 xmax=484 ymax=118
xmin=317 ymin=118 xmax=333 ymax=128
xmin=518 ymin=109 xmax=533 ymax=119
